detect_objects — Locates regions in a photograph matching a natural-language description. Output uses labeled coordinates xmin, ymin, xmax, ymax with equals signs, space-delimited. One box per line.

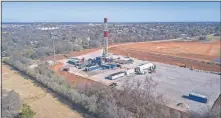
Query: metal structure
xmin=102 ymin=17 xmax=109 ymax=57
xmin=51 ymin=33 xmax=57 ymax=62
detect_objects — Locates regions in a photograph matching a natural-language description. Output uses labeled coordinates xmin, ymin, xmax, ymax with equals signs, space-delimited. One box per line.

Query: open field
xmin=110 ymin=40 xmax=220 ymax=61
xmin=109 ymin=40 xmax=221 ymax=72
xmin=2 ymin=64 xmax=83 ymax=118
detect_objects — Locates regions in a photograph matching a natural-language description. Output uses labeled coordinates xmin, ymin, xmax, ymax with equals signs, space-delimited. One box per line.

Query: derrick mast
xmin=103 ymin=17 xmax=109 ymax=57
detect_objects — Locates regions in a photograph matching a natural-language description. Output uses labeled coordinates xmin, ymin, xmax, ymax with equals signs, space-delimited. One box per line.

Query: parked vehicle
xmin=135 ymin=63 xmax=156 ymax=74
xmin=109 ymin=82 xmax=117 ymax=87
xmin=62 ymin=67 xmax=69 ymax=71
xmin=127 ymin=59 xmax=134 ymax=64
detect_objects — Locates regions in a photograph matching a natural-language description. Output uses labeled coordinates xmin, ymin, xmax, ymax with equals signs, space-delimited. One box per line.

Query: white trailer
xmin=106 ymin=72 xmax=125 ymax=80
xmin=135 ymin=63 xmax=155 ymax=74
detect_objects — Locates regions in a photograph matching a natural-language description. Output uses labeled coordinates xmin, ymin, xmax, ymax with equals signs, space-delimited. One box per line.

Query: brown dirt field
xmin=109 ymin=41 xmax=221 ymax=72
xmin=116 ymin=40 xmax=220 ymax=61
xmin=41 ymin=48 xmax=100 ymax=61
xmin=2 ymin=64 xmax=83 ymax=118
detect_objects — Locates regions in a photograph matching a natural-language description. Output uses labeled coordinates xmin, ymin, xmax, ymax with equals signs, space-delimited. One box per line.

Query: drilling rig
xmin=102 ymin=17 xmax=109 ymax=57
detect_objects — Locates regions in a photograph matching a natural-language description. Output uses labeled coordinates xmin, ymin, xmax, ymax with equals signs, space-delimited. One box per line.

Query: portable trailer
xmin=84 ymin=65 xmax=101 ymax=71
xmin=105 ymin=71 xmax=126 ymax=80
xmin=101 ymin=64 xmax=117 ymax=70
xmin=188 ymin=92 xmax=208 ymax=103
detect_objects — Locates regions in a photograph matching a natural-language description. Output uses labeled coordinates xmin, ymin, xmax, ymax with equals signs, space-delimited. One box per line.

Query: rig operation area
xmin=43 ymin=18 xmax=220 ymax=116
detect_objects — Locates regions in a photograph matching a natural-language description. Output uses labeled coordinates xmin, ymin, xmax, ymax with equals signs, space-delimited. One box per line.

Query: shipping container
xmin=101 ymin=64 xmax=111 ymax=69
xmin=189 ymin=92 xmax=208 ymax=103
xmin=108 ymin=64 xmax=117 ymax=69
xmin=85 ymin=66 xmax=101 ymax=71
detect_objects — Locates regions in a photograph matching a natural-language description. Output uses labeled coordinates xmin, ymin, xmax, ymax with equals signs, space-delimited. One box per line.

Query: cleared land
xmin=2 ymin=64 xmax=83 ymax=118
xmin=109 ymin=40 xmax=221 ymax=72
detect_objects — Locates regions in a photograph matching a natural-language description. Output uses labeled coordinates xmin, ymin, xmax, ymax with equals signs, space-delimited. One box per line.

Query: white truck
xmin=135 ymin=63 xmax=156 ymax=74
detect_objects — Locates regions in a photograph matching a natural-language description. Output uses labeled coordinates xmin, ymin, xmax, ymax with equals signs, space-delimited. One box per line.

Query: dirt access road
xmin=2 ymin=64 xmax=83 ymax=118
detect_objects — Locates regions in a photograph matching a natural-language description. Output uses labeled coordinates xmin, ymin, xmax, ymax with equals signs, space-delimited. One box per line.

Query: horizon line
xmin=2 ymin=21 xmax=220 ymax=23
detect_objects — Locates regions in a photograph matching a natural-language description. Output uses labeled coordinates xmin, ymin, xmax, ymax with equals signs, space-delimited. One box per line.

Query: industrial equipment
xmin=135 ymin=63 xmax=156 ymax=74
xmin=84 ymin=65 xmax=101 ymax=71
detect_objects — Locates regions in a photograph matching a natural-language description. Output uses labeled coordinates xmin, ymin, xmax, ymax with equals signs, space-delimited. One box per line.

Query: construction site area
xmin=44 ymin=18 xmax=220 ymax=116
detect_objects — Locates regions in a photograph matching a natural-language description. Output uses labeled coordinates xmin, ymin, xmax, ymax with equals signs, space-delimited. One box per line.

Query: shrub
xmin=19 ymin=104 xmax=36 ymax=118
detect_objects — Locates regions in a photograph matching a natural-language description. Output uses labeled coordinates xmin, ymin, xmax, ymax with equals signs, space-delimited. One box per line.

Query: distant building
xmin=37 ymin=27 xmax=59 ymax=30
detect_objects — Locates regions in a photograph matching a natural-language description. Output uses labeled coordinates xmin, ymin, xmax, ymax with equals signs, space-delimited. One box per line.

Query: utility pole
xmin=51 ymin=33 xmax=56 ymax=63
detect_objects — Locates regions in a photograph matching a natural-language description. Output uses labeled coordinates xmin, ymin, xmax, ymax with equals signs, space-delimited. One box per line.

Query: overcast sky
xmin=2 ymin=2 xmax=220 ymax=22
